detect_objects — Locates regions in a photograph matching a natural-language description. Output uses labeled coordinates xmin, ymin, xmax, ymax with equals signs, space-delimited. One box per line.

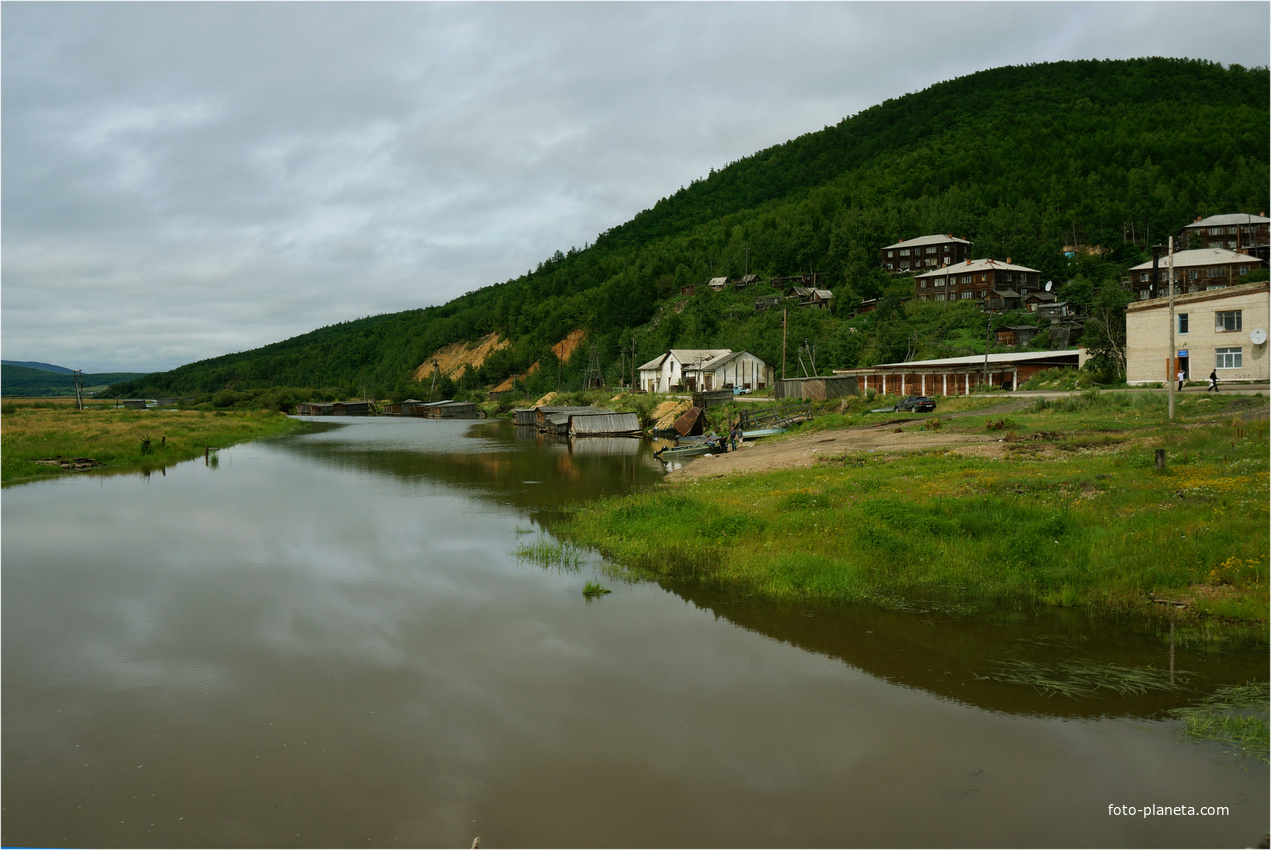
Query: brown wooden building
xmin=881 ymin=234 xmax=971 ymax=273
xmin=1126 ymin=247 xmax=1264 ymax=300
xmin=1178 ymin=213 xmax=1269 ymax=262
xmin=913 ymin=258 xmax=1042 ymax=303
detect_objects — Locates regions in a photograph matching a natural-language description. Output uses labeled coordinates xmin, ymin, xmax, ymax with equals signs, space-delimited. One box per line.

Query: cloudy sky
xmin=3 ymin=2 xmax=1268 ymax=374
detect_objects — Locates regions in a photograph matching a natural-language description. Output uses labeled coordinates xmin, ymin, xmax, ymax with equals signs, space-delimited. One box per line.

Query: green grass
xmin=1170 ymin=682 xmax=1270 ymax=764
xmin=975 ymin=659 xmax=1188 ymax=699
xmin=514 ymin=538 xmax=585 ymax=572
xmin=1 ymin=401 xmax=313 ymax=486
xmin=557 ymin=392 xmax=1269 ymax=645
xmin=582 ymin=581 xmax=612 ymax=598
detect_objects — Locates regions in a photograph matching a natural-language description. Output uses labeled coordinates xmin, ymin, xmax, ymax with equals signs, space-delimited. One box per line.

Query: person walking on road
xmin=1208 ymin=369 xmax=1219 ymax=392
xmin=1177 ymin=369 xmax=1185 ymax=392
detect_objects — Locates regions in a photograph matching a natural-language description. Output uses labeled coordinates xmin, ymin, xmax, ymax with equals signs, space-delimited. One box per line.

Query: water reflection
xmin=283 ymin=417 xmax=663 ymax=521
xmin=3 ymin=418 xmax=1266 ymax=849
xmin=666 ymin=587 xmax=1268 ymax=719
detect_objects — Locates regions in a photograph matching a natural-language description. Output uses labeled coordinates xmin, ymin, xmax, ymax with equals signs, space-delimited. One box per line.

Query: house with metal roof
xmin=637 ymin=349 xmax=773 ymax=393
xmin=1126 ymin=247 xmax=1264 ymax=300
xmin=880 ymin=234 xmax=972 ymax=273
xmin=913 ymin=258 xmax=1043 ymax=303
xmin=1177 ymin=213 xmax=1269 ymax=261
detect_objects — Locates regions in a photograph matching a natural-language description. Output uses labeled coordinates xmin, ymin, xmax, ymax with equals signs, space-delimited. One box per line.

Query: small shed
xmin=568 ymin=412 xmax=642 ymax=436
xmin=995 ymin=326 xmax=1040 ymax=348
xmin=691 ymin=389 xmax=734 ymax=409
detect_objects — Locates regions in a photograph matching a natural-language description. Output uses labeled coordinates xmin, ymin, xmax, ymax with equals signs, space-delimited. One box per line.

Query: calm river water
xmin=3 ymin=417 xmax=1267 ymax=848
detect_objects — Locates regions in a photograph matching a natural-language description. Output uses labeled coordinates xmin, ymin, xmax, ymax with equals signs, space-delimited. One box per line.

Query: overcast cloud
xmin=3 ymin=2 xmax=1268 ymax=374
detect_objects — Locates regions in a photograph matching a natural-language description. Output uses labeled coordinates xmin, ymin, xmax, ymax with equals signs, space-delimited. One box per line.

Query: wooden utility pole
xmin=782 ymin=309 xmax=788 ymax=380
xmin=1168 ymin=236 xmax=1177 ymax=420
xmin=429 ymin=359 xmax=440 ymax=402
xmin=983 ymin=320 xmax=992 ymax=389
xmin=73 ymin=370 xmax=84 ymax=410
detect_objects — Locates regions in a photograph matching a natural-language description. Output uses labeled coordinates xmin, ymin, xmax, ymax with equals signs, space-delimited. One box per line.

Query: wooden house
xmin=881 ymin=234 xmax=971 ymax=273
xmin=1178 ymin=213 xmax=1269 ymax=262
xmin=1126 ymin=247 xmax=1264 ymax=300
xmin=914 ymin=258 xmax=1042 ymax=303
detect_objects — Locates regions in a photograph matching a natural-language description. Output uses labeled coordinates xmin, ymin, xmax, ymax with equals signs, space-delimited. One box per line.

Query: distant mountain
xmin=2 ymin=364 xmax=149 ymax=397
xmin=2 ymin=360 xmax=74 ymax=374
xmin=109 ymin=58 xmax=1270 ymax=401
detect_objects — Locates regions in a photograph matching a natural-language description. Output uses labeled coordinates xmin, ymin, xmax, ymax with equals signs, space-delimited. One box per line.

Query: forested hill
xmin=113 ymin=58 xmax=1270 ymax=401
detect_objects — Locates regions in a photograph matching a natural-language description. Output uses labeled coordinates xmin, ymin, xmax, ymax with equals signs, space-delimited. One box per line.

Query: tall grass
xmin=1 ymin=406 xmax=309 ymax=485
xmin=558 ymin=395 xmax=1269 ymax=644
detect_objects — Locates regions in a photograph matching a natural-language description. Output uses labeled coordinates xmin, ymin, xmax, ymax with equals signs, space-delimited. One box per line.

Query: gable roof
xmin=1182 ymin=213 xmax=1269 ymax=229
xmin=1128 ymin=247 xmax=1263 ymax=271
xmin=914 ymin=258 xmax=1041 ymax=278
xmin=883 ymin=234 xmax=971 ymax=250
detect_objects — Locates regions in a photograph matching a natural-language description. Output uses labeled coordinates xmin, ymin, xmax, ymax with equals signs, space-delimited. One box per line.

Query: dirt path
xmin=667 ymin=405 xmax=1025 ymax=480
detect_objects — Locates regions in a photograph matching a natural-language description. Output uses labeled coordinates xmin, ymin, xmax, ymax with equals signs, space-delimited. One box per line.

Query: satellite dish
xmin=1251 ymin=328 xmax=1267 ymax=345
xmin=1044 ymin=281 xmax=1053 ymax=292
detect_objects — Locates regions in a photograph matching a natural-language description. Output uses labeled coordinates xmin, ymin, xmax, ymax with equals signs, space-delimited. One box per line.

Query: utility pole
xmin=429 ymin=359 xmax=440 ymax=402
xmin=983 ymin=320 xmax=992 ymax=389
xmin=1168 ymin=236 xmax=1177 ymax=420
xmin=73 ymin=370 xmax=84 ymax=410
xmin=781 ymin=309 xmax=788 ymax=381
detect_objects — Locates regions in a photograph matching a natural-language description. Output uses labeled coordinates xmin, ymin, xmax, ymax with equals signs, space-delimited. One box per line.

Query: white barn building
xmin=637 ymin=349 xmax=775 ymax=393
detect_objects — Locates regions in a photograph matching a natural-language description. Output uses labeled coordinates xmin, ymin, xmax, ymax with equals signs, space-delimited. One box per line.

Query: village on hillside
xmin=441 ymin=211 xmax=1271 ymax=402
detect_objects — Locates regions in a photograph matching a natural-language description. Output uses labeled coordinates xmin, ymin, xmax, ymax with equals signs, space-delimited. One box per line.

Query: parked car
xmin=894 ymin=395 xmax=936 ymax=413
xmin=732 ymin=386 xmax=753 ymax=395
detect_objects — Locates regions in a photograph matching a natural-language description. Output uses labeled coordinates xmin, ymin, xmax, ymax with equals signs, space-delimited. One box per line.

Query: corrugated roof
xmin=569 ymin=412 xmax=642 ymax=435
xmin=1183 ymin=213 xmax=1270 ymax=228
xmin=1128 ymin=247 xmax=1263 ymax=271
xmin=883 ymin=234 xmax=971 ymax=250
xmin=868 ymin=350 xmax=1082 ymax=369
xmin=914 ymin=258 xmax=1041 ymax=278
xmin=669 ymin=349 xmax=733 ymax=366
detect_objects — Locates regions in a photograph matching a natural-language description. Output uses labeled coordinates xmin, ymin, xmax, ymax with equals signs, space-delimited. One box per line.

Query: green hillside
xmin=2 ymin=364 xmax=148 ymax=397
xmin=110 ymin=58 xmax=1270 ymax=403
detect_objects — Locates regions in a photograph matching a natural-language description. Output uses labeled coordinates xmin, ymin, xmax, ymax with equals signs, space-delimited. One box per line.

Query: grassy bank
xmin=560 ymin=391 xmax=1269 ymax=647
xmin=1 ymin=399 xmax=313 ymax=486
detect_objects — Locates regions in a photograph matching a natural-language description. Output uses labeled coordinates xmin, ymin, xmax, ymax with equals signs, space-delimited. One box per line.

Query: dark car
xmin=894 ymin=395 xmax=936 ymax=413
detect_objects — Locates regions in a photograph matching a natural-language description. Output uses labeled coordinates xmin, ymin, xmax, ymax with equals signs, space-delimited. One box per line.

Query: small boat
xmin=654 ymin=441 xmax=727 ymax=461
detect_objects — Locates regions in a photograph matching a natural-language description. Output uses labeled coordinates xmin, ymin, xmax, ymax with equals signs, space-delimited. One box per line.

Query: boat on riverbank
xmin=653 ymin=441 xmax=726 ymax=461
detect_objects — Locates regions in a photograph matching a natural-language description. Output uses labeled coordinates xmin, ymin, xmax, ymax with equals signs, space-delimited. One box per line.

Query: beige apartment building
xmin=1124 ymin=280 xmax=1269 ymax=384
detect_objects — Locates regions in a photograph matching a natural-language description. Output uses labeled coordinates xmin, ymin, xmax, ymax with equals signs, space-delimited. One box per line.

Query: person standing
xmin=1177 ymin=369 xmax=1185 ymax=392
xmin=1208 ymin=369 xmax=1219 ymax=393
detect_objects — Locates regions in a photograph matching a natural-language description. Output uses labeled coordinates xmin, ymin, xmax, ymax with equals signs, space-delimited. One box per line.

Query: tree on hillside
xmin=1081 ymin=279 xmax=1131 ymax=380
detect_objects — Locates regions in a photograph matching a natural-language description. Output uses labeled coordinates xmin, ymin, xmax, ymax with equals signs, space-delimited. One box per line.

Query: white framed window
xmin=1216 ymin=347 xmax=1242 ymax=369
xmin=934 ymin=292 xmax=946 ymax=301
xmin=1206 ymin=267 xmax=1225 ymax=278
xmin=899 ymin=249 xmax=910 ymax=257
xmin=1178 ymin=313 xmax=1188 ymax=334
xmin=960 ymin=290 xmax=974 ymax=299
xmin=1215 ymin=311 xmax=1242 ymax=332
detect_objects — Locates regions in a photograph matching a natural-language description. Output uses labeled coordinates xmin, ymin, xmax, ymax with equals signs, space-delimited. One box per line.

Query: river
xmin=3 ymin=417 xmax=1266 ymax=847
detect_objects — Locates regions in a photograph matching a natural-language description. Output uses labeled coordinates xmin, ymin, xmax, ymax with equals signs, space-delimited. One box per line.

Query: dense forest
xmin=111 ymin=58 xmax=1270 ymax=404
